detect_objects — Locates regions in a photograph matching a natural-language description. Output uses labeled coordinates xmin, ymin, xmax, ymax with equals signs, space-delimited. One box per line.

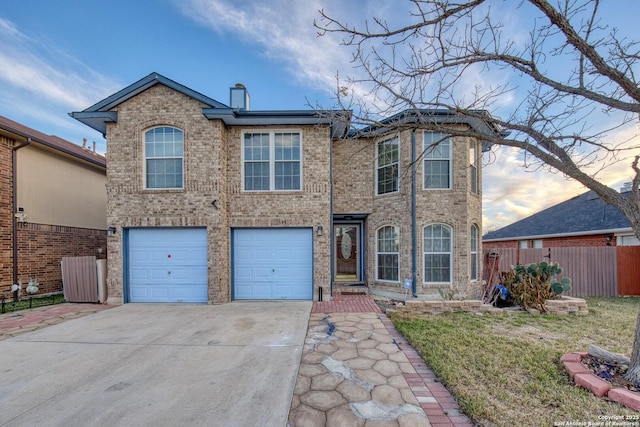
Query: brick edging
xmin=562 ymin=352 xmax=640 ymax=411
xmin=379 ymin=314 xmax=474 ymax=426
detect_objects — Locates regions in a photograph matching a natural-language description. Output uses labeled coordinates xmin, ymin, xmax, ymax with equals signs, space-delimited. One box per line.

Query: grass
xmin=1 ymin=293 xmax=66 ymax=314
xmin=391 ymin=297 xmax=640 ymax=427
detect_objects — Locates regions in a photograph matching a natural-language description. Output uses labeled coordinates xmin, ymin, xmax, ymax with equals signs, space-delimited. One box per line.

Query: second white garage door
xmin=233 ymin=228 xmax=313 ymax=300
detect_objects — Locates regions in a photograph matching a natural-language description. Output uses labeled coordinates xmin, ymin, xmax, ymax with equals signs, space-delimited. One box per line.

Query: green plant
xmin=502 ymin=262 xmax=572 ymax=313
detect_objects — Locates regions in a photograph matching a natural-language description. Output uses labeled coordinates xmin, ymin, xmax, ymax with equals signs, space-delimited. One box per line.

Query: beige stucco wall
xmin=16 ymin=145 xmax=106 ymax=230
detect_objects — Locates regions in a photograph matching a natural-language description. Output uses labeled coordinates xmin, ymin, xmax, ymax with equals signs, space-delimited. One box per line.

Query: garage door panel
xmin=128 ymin=228 xmax=208 ymax=303
xmin=233 ymin=228 xmax=312 ymax=300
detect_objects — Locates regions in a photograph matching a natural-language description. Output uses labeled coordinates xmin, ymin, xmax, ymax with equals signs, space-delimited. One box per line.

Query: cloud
xmin=174 ymin=0 xmax=353 ymax=102
xmin=0 ymin=17 xmax=119 ymax=110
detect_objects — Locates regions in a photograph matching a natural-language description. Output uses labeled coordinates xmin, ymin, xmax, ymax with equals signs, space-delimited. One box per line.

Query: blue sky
xmin=0 ymin=0 xmax=638 ymax=232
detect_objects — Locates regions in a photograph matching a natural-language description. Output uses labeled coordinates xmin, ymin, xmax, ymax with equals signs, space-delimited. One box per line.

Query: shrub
xmin=499 ymin=262 xmax=572 ymax=312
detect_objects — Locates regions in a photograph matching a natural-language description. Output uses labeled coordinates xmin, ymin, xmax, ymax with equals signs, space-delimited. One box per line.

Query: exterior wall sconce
xmin=107 ymin=226 xmax=117 ymax=237
xmin=317 ymin=225 xmax=323 ymax=237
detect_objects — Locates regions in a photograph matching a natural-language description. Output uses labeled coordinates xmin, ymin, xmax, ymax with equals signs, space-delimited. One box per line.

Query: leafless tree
xmin=316 ymin=0 xmax=640 ymax=382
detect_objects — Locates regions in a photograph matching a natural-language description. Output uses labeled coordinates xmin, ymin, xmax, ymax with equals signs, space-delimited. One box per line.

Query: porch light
xmin=317 ymin=225 xmax=323 ymax=236
xmin=107 ymin=226 xmax=117 ymax=237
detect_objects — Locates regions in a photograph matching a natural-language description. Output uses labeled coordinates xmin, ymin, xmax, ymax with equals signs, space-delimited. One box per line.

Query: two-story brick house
xmin=71 ymin=72 xmax=495 ymax=304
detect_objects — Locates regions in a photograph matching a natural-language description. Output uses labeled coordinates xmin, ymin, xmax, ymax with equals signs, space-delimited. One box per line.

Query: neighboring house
xmin=70 ymin=72 xmax=497 ymax=304
xmin=0 ymin=116 xmax=107 ymax=296
xmin=483 ymin=188 xmax=639 ymax=248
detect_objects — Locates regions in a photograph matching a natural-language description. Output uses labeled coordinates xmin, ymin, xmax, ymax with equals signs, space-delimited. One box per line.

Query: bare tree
xmin=316 ymin=0 xmax=640 ymax=381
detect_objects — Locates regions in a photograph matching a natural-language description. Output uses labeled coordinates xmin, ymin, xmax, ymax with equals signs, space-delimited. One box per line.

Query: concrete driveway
xmin=0 ymin=302 xmax=311 ymax=427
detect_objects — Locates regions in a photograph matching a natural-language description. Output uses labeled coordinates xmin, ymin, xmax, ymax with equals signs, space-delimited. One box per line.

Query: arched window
xmin=470 ymin=224 xmax=479 ymax=281
xmin=145 ymin=127 xmax=184 ymax=189
xmin=376 ymin=226 xmax=399 ymax=282
xmin=423 ymin=224 xmax=452 ymax=283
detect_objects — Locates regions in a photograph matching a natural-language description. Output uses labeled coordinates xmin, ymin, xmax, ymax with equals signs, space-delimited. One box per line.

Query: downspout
xmin=12 ymin=138 xmax=31 ymax=285
xmin=411 ymin=130 xmax=417 ymax=298
xmin=329 ymin=130 xmax=335 ymax=300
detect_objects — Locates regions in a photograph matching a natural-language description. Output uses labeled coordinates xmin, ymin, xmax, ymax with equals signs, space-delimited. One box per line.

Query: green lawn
xmin=1 ymin=293 xmax=66 ymax=314
xmin=391 ymin=297 xmax=640 ymax=427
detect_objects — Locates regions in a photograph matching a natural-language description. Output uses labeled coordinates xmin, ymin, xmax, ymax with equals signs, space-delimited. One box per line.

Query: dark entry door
xmin=334 ymin=225 xmax=359 ymax=280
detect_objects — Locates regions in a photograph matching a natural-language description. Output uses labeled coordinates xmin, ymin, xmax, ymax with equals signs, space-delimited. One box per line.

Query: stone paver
xmin=289 ymin=312 xmax=430 ymax=426
xmin=0 ymin=302 xmax=112 ymax=340
xmin=291 ymin=294 xmax=474 ymax=427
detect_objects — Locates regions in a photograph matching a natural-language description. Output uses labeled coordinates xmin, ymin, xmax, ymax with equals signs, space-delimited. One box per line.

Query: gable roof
xmin=69 ymin=72 xmax=229 ymax=136
xmin=70 ymin=72 xmax=349 ymax=137
xmin=483 ymin=190 xmax=633 ymax=241
xmin=0 ymin=115 xmax=106 ymax=168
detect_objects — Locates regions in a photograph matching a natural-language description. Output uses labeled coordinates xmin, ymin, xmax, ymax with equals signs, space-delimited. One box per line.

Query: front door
xmin=334 ymin=225 xmax=359 ymax=281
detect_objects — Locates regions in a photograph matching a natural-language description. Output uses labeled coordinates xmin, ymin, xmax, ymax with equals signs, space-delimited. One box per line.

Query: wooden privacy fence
xmin=483 ymin=246 xmax=640 ymax=297
xmin=61 ymin=256 xmax=107 ymax=303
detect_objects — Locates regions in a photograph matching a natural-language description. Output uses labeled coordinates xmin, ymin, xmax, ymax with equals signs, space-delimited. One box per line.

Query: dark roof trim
xmin=86 ymin=72 xmax=228 ymax=112
xmin=0 ymin=115 xmax=106 ymax=168
xmin=203 ymin=108 xmax=351 ymax=138
xmin=70 ymin=72 xmax=229 ymax=135
xmin=67 ymin=111 xmax=118 ymax=137
xmin=350 ymin=109 xmax=504 ymax=152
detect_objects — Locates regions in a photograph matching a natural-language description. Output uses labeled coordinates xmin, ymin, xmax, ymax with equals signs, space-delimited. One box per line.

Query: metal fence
xmin=482 ymin=246 xmax=639 ymax=297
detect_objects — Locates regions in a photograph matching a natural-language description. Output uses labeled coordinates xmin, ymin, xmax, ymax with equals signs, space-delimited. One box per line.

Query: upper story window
xmin=423 ymin=132 xmax=451 ymax=189
xmin=376 ymin=137 xmax=399 ymax=195
xmin=377 ymin=225 xmax=399 ymax=282
xmin=243 ymin=131 xmax=301 ymax=191
xmin=470 ymin=141 xmax=479 ymax=194
xmin=424 ymin=223 xmax=452 ymax=283
xmin=145 ymin=127 xmax=184 ymax=189
xmin=470 ymin=224 xmax=479 ymax=281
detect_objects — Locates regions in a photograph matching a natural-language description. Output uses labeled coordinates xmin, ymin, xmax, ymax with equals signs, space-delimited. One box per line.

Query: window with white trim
xmin=423 ymin=132 xmax=451 ymax=189
xmin=376 ymin=137 xmax=399 ymax=195
xmin=243 ymin=131 xmax=301 ymax=191
xmin=470 ymin=141 xmax=479 ymax=194
xmin=145 ymin=127 xmax=184 ymax=189
xmin=470 ymin=224 xmax=479 ymax=281
xmin=423 ymin=224 xmax=452 ymax=283
xmin=377 ymin=226 xmax=399 ymax=282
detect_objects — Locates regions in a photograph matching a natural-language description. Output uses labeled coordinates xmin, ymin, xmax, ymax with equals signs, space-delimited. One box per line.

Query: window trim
xmin=470 ymin=224 xmax=479 ymax=282
xmin=470 ymin=141 xmax=479 ymax=194
xmin=241 ymin=130 xmax=303 ymax=192
xmin=376 ymin=225 xmax=400 ymax=283
xmin=143 ymin=126 xmax=184 ymax=190
xmin=423 ymin=131 xmax=452 ymax=190
xmin=375 ymin=135 xmax=400 ymax=196
xmin=423 ymin=223 xmax=453 ymax=284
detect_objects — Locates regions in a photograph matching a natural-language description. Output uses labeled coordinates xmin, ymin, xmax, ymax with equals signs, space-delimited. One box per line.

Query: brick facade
xmin=80 ymin=76 xmax=485 ymax=304
xmin=16 ymin=223 xmax=106 ymax=294
xmin=103 ymin=85 xmax=333 ymax=304
xmin=334 ymin=129 xmax=483 ymax=298
xmin=485 ymin=233 xmax=615 ymax=249
xmin=0 ymin=136 xmax=13 ymax=292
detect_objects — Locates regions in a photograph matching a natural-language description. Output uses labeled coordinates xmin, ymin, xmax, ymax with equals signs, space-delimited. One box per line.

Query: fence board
xmin=482 ymin=246 xmax=617 ymax=297
xmin=61 ymin=256 xmax=98 ymax=303
xmin=618 ymin=246 xmax=640 ymax=296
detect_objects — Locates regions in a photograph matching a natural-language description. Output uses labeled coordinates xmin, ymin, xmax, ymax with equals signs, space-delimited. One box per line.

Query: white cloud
xmin=0 ymin=17 xmax=119 ymax=110
xmin=175 ymin=0 xmax=354 ymax=102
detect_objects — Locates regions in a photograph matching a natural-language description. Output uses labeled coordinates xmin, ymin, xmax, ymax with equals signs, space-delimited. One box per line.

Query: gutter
xmin=12 ymin=138 xmax=31 ymax=285
xmin=483 ymin=227 xmax=634 ymax=243
xmin=329 ymin=128 xmax=334 ymax=300
xmin=411 ymin=129 xmax=417 ymax=297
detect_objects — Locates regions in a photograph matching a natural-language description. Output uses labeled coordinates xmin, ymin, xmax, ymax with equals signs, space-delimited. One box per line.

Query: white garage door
xmin=128 ymin=228 xmax=208 ymax=303
xmin=233 ymin=228 xmax=313 ymax=300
